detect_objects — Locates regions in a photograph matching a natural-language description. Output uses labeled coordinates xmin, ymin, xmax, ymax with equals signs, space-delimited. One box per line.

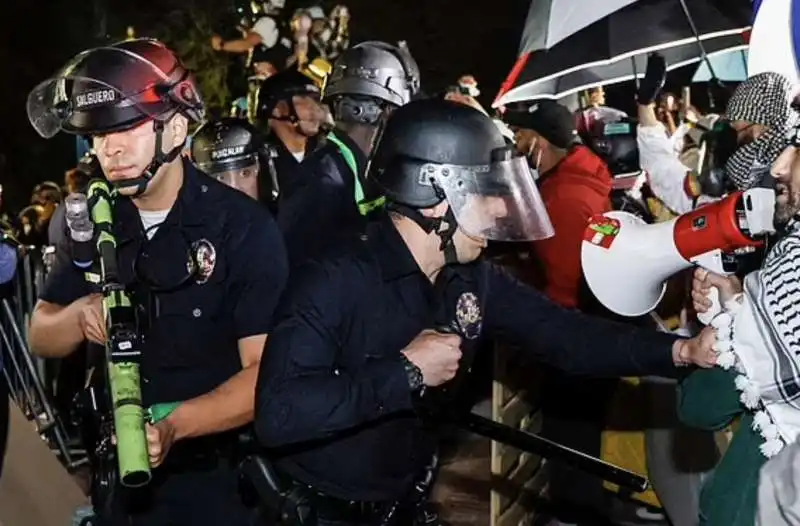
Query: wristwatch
xmin=401 ymin=354 xmax=424 ymax=391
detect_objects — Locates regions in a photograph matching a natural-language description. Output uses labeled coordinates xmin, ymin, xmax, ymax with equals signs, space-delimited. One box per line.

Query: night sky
xmin=0 ymin=0 xmax=703 ymax=211
xmin=0 ymin=0 xmax=530 ymax=211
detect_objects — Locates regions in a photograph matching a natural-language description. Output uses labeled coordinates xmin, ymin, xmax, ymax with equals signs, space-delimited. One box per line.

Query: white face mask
xmin=526 ymin=136 xmax=543 ymax=179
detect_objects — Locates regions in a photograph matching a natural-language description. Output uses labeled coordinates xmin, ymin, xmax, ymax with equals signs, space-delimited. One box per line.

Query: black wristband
xmin=401 ymin=354 xmax=424 ymax=391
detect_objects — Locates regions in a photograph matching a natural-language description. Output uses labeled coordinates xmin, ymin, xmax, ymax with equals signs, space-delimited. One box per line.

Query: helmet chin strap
xmin=112 ymin=120 xmax=185 ymax=197
xmin=387 ymin=203 xmax=460 ymax=265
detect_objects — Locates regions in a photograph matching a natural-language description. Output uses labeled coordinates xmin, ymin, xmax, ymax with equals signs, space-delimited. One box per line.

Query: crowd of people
xmin=1 ymin=2 xmax=800 ymax=526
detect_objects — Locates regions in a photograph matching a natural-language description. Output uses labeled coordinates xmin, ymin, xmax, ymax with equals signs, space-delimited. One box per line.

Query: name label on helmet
xmin=212 ymin=146 xmax=246 ymax=160
xmin=74 ymin=89 xmax=117 ymax=109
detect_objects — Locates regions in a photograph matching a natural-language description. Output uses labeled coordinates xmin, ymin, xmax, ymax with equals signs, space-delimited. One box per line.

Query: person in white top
xmin=637 ymin=54 xmax=796 ymax=215
xmin=212 ymin=0 xmax=288 ymax=77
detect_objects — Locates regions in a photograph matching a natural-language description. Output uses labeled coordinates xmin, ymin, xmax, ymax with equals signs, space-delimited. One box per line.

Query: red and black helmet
xmin=28 ymin=38 xmax=205 ymax=138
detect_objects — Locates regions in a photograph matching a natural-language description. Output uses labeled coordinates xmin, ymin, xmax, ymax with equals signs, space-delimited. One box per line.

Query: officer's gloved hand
xmin=637 ymin=53 xmax=667 ymax=106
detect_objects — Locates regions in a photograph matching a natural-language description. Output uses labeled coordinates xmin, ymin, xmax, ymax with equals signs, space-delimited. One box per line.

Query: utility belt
xmin=239 ymin=456 xmax=441 ymax=526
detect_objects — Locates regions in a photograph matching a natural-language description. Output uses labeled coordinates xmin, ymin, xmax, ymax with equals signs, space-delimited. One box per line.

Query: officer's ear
xmin=166 ymin=114 xmax=189 ymax=152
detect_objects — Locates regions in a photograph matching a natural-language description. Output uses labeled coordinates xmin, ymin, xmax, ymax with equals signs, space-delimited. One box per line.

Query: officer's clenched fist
xmin=402 ymin=329 xmax=462 ymax=387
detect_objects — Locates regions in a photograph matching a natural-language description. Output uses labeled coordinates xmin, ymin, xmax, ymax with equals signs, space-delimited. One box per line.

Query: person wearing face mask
xmin=637 ymin=53 xmax=797 ymax=216
xmin=254 ymin=98 xmax=719 ymax=526
xmin=504 ymin=100 xmax=612 ymax=310
xmin=25 ymin=38 xmax=289 ymax=525
xmin=680 ymin=119 xmax=800 ymax=526
xmin=504 ymin=100 xmax=621 ymax=525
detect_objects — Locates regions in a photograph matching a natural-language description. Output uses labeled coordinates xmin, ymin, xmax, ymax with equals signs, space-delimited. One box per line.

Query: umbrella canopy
xmin=748 ymin=0 xmax=799 ymax=84
xmin=519 ymin=0 xmax=639 ymax=52
xmin=497 ymin=36 xmax=747 ymax=103
xmin=693 ymin=48 xmax=748 ymax=82
xmin=495 ymin=0 xmax=752 ymax=107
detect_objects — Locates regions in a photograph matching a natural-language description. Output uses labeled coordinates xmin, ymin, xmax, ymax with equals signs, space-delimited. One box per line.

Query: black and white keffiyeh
xmin=724 ymin=72 xmax=798 ymax=190
xmin=714 ymin=221 xmax=800 ymax=457
xmin=726 ymin=72 xmax=794 ymax=128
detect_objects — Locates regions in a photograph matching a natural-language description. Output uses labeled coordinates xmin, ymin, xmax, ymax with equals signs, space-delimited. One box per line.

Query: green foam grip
xmin=108 ymin=361 xmax=151 ymax=488
xmin=88 ymin=180 xmax=114 ymax=227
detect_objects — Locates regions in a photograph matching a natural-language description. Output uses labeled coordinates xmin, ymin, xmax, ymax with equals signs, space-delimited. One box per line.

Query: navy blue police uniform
xmin=254 ymin=214 xmax=680 ymax=519
xmin=40 ymin=160 xmax=289 ymax=525
xmin=273 ymin=128 xmax=368 ymax=266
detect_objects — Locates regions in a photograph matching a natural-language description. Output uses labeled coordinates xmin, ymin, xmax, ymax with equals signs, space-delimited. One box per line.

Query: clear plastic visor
xmin=27 ymin=50 xmax=177 ymax=139
xmin=425 ymin=155 xmax=555 ymax=242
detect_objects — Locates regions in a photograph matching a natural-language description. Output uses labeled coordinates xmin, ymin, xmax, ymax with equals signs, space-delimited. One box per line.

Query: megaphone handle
xmin=697 ymin=286 xmax=722 ymax=325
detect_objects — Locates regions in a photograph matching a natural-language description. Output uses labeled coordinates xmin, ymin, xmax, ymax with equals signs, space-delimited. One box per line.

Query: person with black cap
xmin=504 ymin=99 xmax=612 ymax=310
xmin=25 ymin=38 xmax=288 ymax=525
xmin=505 ymin=99 xmax=619 ymax=525
xmin=254 ymin=98 xmax=719 ymax=525
xmin=254 ymin=67 xmax=373 ymax=265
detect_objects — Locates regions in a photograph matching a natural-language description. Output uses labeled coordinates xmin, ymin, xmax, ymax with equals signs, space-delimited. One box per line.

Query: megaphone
xmin=581 ymin=189 xmax=775 ymax=317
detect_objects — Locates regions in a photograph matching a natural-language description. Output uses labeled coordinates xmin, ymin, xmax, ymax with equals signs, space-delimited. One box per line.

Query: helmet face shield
xmin=27 ymin=44 xmax=204 ymax=139
xmin=424 ymin=151 xmax=555 ymax=242
xmin=28 ymin=74 xmax=165 ymax=138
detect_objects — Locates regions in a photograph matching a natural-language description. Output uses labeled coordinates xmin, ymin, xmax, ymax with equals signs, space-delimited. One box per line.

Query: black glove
xmin=637 ymin=53 xmax=667 ymax=105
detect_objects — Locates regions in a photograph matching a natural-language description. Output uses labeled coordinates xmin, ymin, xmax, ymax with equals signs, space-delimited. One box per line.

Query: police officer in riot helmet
xmin=254 ymin=68 xmax=326 ymax=161
xmin=191 ymin=117 xmax=276 ymax=208
xmin=324 ymin=40 xmax=421 ymax=156
xmin=255 ymin=99 xmax=718 ymax=525
xmin=254 ymin=67 xmax=375 ymax=266
xmin=26 ymin=38 xmax=288 ymax=525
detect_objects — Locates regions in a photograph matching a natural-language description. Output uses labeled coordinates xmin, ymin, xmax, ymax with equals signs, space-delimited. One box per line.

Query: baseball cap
xmin=503 ymin=100 xmax=577 ymax=149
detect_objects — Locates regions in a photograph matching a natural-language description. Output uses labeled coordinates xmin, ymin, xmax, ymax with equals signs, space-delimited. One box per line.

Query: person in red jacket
xmin=506 ymin=100 xmax=612 ymax=309
xmin=505 ymin=100 xmax=617 ymax=526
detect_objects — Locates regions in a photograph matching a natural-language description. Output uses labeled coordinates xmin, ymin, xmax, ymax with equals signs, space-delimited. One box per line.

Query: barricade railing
xmin=1 ymin=244 xmax=87 ymax=471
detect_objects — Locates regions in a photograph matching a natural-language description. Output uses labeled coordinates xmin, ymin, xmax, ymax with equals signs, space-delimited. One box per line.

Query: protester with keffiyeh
xmin=637 ymin=59 xmax=797 ymax=216
xmin=678 ymin=117 xmax=800 ymax=526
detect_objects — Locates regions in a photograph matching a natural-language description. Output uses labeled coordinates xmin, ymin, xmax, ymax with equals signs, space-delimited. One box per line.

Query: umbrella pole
xmin=678 ymin=0 xmax=718 ymax=80
xmin=631 ymin=57 xmax=640 ymax=90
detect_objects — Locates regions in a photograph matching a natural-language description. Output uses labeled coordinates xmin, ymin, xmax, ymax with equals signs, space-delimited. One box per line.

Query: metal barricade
xmin=1 ymin=245 xmax=87 ymax=471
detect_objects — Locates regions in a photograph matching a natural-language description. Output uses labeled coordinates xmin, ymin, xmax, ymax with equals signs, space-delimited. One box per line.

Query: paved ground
xmin=0 ymin=404 xmax=88 ymax=526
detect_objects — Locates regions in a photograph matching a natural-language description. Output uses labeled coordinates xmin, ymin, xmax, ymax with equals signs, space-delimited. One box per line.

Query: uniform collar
xmin=369 ymin=214 xmax=425 ymax=281
xmin=115 ymin=158 xmax=208 ymax=240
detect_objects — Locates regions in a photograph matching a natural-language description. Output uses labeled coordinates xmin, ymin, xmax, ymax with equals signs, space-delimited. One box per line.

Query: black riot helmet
xmin=584 ymin=118 xmax=641 ymax=176
xmin=369 ymin=99 xmax=554 ymax=260
xmin=190 ymin=118 xmax=261 ymax=174
xmin=254 ymin=68 xmax=321 ymax=124
xmin=27 ymin=38 xmax=205 ymax=196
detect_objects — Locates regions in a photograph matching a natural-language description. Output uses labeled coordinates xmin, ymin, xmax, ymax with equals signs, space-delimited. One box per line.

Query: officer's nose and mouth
xmin=458 ymin=194 xmax=510 ymax=248
xmin=95 ymin=120 xmax=152 ymax=181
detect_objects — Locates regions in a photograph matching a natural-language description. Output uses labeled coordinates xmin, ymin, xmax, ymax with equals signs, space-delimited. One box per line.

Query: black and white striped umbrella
xmin=494 ymin=0 xmax=752 ymax=107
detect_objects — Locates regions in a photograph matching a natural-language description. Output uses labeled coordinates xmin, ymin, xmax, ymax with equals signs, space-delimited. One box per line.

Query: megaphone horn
xmin=581 ymin=189 xmax=774 ymax=317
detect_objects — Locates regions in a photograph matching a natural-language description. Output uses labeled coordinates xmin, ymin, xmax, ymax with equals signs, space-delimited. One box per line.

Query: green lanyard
xmin=326 ymin=132 xmax=385 ymax=216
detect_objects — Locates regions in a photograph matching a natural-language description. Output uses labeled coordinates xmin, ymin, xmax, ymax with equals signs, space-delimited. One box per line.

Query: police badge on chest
xmin=187 ymin=239 xmax=217 ymax=284
xmin=455 ymin=292 xmax=482 ymax=340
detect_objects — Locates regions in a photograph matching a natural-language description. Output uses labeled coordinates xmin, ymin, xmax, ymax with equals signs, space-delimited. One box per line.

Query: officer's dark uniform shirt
xmin=254 ymin=214 xmax=680 ymax=502
xmin=273 ymin=128 xmax=367 ymax=266
xmin=40 ymin=160 xmax=289 ymax=407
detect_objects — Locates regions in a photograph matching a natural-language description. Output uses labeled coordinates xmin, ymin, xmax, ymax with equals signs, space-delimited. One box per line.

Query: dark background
xmin=0 ymin=0 xmax=706 ymax=212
